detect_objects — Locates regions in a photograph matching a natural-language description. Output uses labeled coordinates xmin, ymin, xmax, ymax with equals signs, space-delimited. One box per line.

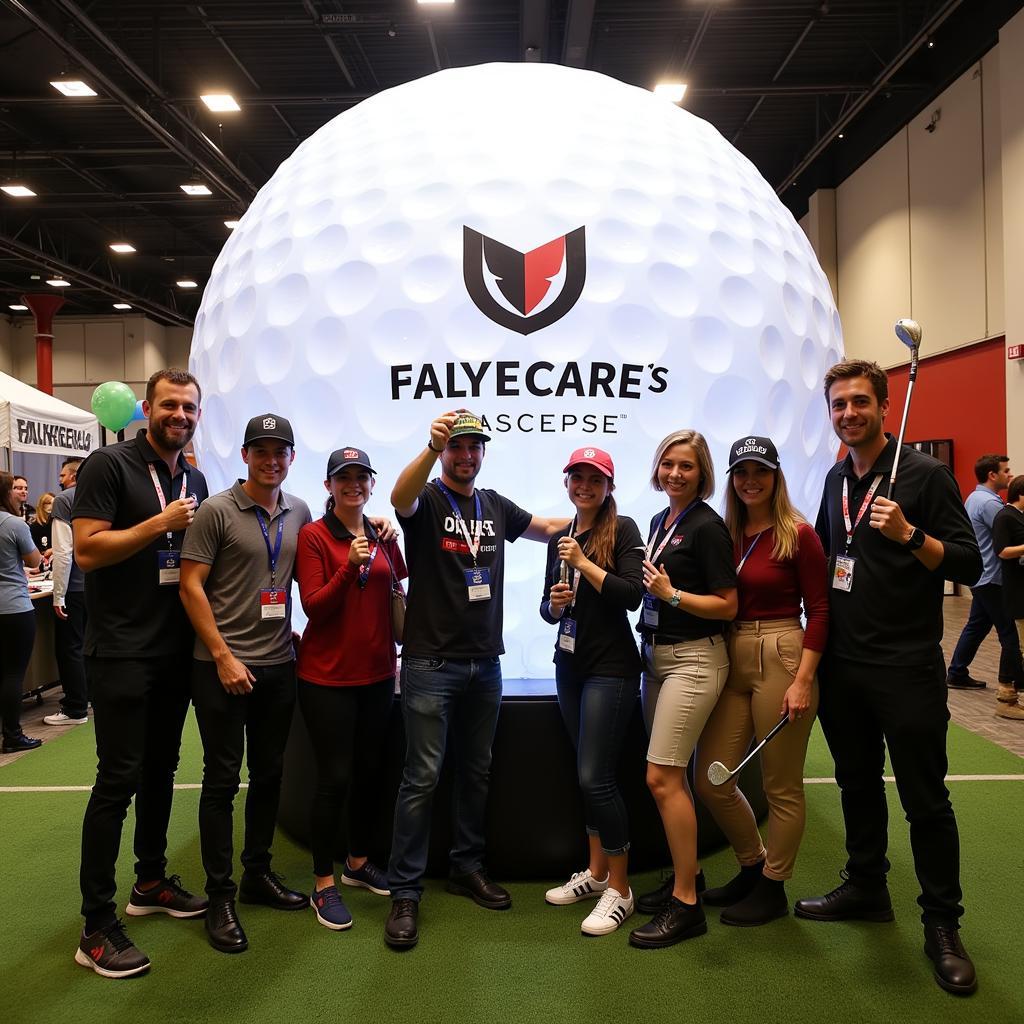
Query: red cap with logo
xmin=563 ymin=446 xmax=614 ymax=479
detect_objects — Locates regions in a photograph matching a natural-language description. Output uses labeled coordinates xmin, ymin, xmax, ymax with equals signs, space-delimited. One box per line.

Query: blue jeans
xmin=555 ymin=668 xmax=639 ymax=856
xmin=388 ymin=655 xmax=502 ymax=901
xmin=948 ymin=583 xmax=1024 ymax=687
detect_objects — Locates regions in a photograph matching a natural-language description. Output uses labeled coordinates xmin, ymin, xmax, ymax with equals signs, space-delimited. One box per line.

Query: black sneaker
xmin=1 ymin=732 xmax=42 ymax=753
xmin=126 ymin=875 xmax=208 ymax=918
xmin=946 ymin=673 xmax=987 ymax=690
xmin=75 ymin=920 xmax=151 ymax=979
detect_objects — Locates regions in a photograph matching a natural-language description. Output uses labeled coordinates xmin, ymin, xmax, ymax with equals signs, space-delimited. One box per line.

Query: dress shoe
xmin=238 ymin=870 xmax=307 ymax=910
xmin=1 ymin=732 xmax=42 ymax=753
xmin=205 ymin=897 xmax=248 ymax=954
xmin=446 ymin=870 xmax=511 ymax=910
xmin=720 ymin=875 xmax=788 ymax=926
xmin=384 ymin=898 xmax=419 ymax=949
xmin=924 ymin=923 xmax=977 ymax=995
xmin=703 ymin=859 xmax=765 ymax=907
xmin=794 ymin=874 xmax=894 ymax=922
xmin=635 ymin=870 xmax=706 ymax=915
xmin=946 ymin=673 xmax=986 ymax=690
xmin=628 ymin=896 xmax=707 ymax=949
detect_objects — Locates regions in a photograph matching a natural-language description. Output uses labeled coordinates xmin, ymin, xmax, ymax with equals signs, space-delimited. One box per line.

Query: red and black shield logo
xmin=463 ymin=225 xmax=586 ymax=335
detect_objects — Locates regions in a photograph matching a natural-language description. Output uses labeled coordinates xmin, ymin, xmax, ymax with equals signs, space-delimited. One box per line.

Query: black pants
xmin=191 ymin=659 xmax=296 ymax=898
xmin=0 ymin=610 xmax=35 ymax=742
xmin=54 ymin=592 xmax=89 ymax=718
xmin=297 ymin=677 xmax=394 ymax=878
xmin=80 ymin=655 xmax=192 ymax=931
xmin=948 ymin=582 xmax=1024 ymax=687
xmin=817 ymin=654 xmax=963 ymax=926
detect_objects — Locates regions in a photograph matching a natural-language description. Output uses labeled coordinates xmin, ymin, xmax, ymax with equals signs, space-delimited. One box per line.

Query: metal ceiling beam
xmin=562 ymin=0 xmax=595 ymax=68
xmin=301 ymin=0 xmax=357 ymax=89
xmin=0 ymin=232 xmax=195 ymax=327
xmin=776 ymin=0 xmax=966 ymax=193
xmin=521 ymin=0 xmax=549 ymax=62
xmin=680 ymin=8 xmax=714 ymax=74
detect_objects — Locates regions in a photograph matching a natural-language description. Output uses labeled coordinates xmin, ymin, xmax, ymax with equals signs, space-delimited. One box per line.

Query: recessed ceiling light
xmin=50 ymin=78 xmax=97 ymax=97
xmin=176 ymin=278 xmax=199 ymax=289
xmin=8 ymin=303 xmax=29 ymax=311
xmin=180 ymin=181 xmax=212 ymax=196
xmin=47 ymin=277 xmax=71 ymax=287
xmin=2 ymin=184 xmax=37 ymax=197
xmin=200 ymin=93 xmax=241 ymax=112
xmin=224 ymin=219 xmax=240 ymax=230
xmin=417 ymin=1 xmax=455 ymax=5
xmin=113 ymin=302 xmax=132 ymax=310
xmin=653 ymin=82 xmax=687 ymax=103
xmin=109 ymin=242 xmax=136 ymax=253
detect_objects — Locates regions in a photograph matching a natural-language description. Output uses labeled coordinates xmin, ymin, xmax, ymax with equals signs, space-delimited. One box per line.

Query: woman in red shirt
xmin=295 ymin=447 xmax=406 ymax=932
xmin=694 ymin=435 xmax=828 ymax=926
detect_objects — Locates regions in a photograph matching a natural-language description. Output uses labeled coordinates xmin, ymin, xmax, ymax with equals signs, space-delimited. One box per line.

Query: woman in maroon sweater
xmin=694 ymin=435 xmax=828 ymax=926
xmin=295 ymin=447 xmax=406 ymax=931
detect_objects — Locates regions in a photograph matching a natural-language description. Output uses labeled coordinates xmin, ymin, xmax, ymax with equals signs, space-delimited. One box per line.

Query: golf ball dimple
xmin=191 ymin=62 xmax=843 ymax=675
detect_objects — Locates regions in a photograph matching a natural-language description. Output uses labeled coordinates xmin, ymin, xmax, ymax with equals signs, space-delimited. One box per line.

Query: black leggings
xmin=297 ymin=677 xmax=394 ymax=878
xmin=0 ymin=610 xmax=36 ymax=741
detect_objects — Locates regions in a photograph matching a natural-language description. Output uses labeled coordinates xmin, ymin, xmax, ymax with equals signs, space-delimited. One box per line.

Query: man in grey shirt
xmin=180 ymin=413 xmax=312 ymax=953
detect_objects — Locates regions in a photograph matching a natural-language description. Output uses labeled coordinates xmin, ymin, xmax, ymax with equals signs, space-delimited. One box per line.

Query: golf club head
xmin=895 ymin=318 xmax=922 ymax=352
xmin=706 ymin=761 xmax=732 ymax=786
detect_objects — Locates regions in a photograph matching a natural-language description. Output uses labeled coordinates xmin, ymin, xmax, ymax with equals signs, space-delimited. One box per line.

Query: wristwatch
xmin=904 ymin=527 xmax=926 ymax=551
xmin=668 ymin=590 xmax=682 ymax=608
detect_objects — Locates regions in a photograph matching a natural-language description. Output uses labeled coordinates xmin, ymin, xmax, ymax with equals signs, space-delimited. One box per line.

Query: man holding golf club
xmin=798 ymin=349 xmax=982 ymax=996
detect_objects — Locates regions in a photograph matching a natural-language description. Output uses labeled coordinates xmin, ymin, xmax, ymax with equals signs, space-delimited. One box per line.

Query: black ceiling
xmin=1 ymin=0 xmax=1020 ymax=326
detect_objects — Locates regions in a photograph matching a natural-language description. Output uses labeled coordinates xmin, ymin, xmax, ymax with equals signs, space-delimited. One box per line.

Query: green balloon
xmin=91 ymin=381 xmax=137 ymax=432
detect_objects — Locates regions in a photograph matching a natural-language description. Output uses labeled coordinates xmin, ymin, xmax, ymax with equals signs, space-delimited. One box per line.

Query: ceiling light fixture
xmin=113 ymin=302 xmax=132 ymax=310
xmin=180 ymin=180 xmax=212 ymax=196
xmin=47 ymin=277 xmax=71 ymax=287
xmin=417 ymin=0 xmax=455 ymax=5
xmin=9 ymin=303 xmax=29 ymax=311
xmin=50 ymin=78 xmax=97 ymax=97
xmin=2 ymin=183 xmax=36 ymax=197
xmin=200 ymin=93 xmax=241 ymax=112
xmin=224 ymin=219 xmax=240 ymax=230
xmin=109 ymin=242 xmax=136 ymax=253
xmin=176 ymin=278 xmax=199 ymax=289
xmin=653 ymin=82 xmax=687 ymax=103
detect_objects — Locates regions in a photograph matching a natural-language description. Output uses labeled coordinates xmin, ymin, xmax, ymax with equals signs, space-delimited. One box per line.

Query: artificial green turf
xmin=2 ymin=712 xmax=1021 ymax=1024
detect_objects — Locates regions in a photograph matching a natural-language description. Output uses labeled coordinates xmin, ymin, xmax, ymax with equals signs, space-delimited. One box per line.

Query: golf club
xmin=706 ymin=712 xmax=791 ymax=786
xmin=887 ymin=317 xmax=923 ymax=497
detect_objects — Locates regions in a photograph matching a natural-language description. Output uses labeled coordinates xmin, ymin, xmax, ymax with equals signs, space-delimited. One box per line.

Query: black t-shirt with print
xmin=637 ymin=500 xmax=737 ymax=643
xmin=993 ymin=505 xmax=1024 ymax=619
xmin=398 ymin=480 xmax=532 ymax=659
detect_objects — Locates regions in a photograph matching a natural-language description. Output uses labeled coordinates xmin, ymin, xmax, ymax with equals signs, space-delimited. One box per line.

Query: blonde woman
xmin=30 ymin=492 xmax=55 ymax=558
xmin=629 ymin=430 xmax=737 ymax=949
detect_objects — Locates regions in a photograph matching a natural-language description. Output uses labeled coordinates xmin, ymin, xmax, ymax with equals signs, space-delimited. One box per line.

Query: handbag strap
xmin=366 ymin=518 xmax=402 ymax=590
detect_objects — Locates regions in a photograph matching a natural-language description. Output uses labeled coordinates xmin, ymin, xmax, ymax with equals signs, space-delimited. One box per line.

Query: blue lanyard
xmin=435 ymin=479 xmax=483 ymax=565
xmin=736 ymin=531 xmax=763 ymax=574
xmin=254 ymin=508 xmax=285 ymax=587
xmin=358 ymin=516 xmax=380 ymax=589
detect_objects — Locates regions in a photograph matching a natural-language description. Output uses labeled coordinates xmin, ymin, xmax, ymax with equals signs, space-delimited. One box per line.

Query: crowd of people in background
xmin=8 ymin=359 xmax=1024 ymax=999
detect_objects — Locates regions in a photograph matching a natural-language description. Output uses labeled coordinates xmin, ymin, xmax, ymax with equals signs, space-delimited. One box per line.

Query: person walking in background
xmin=992 ymin=474 xmax=1024 ymax=720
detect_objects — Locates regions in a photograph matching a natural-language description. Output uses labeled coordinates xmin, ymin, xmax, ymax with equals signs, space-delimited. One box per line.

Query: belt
xmin=643 ymin=633 xmax=723 ymax=648
xmin=729 ymin=618 xmax=802 ymax=636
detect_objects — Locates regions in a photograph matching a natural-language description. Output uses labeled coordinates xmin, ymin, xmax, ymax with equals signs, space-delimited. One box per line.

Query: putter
xmin=887 ymin=317 xmax=923 ymax=497
xmin=706 ymin=713 xmax=791 ymax=787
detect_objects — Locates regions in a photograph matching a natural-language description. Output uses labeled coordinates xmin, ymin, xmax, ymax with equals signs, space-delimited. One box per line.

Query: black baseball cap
xmin=244 ymin=413 xmax=294 ymax=447
xmin=727 ymin=435 xmax=780 ymax=472
xmin=327 ymin=446 xmax=375 ymax=477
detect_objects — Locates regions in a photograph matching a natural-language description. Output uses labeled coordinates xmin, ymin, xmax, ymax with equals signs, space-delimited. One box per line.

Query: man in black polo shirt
xmin=384 ymin=410 xmax=568 ymax=949
xmin=796 ymin=359 xmax=982 ymax=996
xmin=72 ymin=368 xmax=209 ymax=979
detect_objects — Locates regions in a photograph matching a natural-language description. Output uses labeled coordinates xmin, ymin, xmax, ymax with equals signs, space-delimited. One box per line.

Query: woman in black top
xmin=30 ymin=492 xmax=54 ymax=558
xmin=540 ymin=447 xmax=644 ymax=936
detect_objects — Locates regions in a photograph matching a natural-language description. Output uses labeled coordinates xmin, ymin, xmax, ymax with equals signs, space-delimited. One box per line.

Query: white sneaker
xmin=43 ymin=712 xmax=88 ymax=726
xmin=581 ymin=887 xmax=634 ymax=936
xmin=545 ymin=868 xmax=609 ymax=906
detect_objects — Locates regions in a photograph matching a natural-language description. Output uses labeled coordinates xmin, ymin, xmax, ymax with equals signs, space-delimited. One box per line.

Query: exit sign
xmin=1009 ymin=344 xmax=1023 ymax=360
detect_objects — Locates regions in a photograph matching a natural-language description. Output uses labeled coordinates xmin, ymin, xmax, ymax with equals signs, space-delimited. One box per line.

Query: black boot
xmin=924 ymin=923 xmax=977 ymax=995
xmin=702 ymin=859 xmax=765 ymax=907
xmin=720 ymin=875 xmax=788 ymax=926
xmin=636 ymin=870 xmax=706 ymax=915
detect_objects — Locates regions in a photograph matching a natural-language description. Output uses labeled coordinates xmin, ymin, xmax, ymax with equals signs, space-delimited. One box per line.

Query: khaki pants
xmin=695 ymin=619 xmax=817 ymax=881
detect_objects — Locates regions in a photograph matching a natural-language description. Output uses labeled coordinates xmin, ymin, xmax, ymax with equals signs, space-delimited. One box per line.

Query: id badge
xmin=157 ymin=549 xmax=180 ymax=586
xmin=832 ymin=554 xmax=855 ymax=592
xmin=260 ymin=588 xmax=288 ymax=620
xmin=464 ymin=566 xmax=492 ymax=602
xmin=558 ymin=617 xmax=577 ymax=653
xmin=642 ymin=592 xmax=659 ymax=628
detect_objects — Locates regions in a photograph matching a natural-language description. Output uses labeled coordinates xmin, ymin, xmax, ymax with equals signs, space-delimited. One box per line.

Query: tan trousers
xmin=694 ymin=619 xmax=818 ymax=881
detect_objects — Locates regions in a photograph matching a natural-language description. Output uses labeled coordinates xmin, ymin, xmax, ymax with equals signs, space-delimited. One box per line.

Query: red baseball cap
xmin=563 ymin=446 xmax=614 ymax=479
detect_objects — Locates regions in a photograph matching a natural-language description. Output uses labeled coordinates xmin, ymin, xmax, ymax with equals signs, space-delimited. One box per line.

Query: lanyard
xmin=646 ymin=501 xmax=699 ymax=564
xmin=358 ymin=516 xmax=380 ymax=589
xmin=736 ymin=531 xmax=763 ymax=574
xmin=436 ymin=479 xmax=483 ymax=566
xmin=560 ymin=518 xmax=582 ymax=613
xmin=148 ymin=463 xmax=187 ymax=547
xmin=254 ymin=507 xmax=286 ymax=588
xmin=842 ymin=474 xmax=883 ymax=552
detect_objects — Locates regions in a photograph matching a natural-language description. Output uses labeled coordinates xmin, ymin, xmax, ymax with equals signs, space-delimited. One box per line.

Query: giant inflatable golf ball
xmin=191 ymin=62 xmax=843 ymax=677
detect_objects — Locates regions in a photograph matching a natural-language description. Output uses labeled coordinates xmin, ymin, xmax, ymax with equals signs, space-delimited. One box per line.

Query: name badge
xmin=832 ymin=554 xmax=855 ymax=592
xmin=642 ymin=592 xmax=659 ymax=627
xmin=260 ymin=588 xmax=288 ymax=620
xmin=558 ymin=617 xmax=577 ymax=653
xmin=157 ymin=549 xmax=180 ymax=586
xmin=464 ymin=567 xmax=492 ymax=602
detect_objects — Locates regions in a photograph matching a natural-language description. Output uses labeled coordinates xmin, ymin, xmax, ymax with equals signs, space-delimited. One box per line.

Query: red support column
xmin=20 ymin=293 xmax=66 ymax=395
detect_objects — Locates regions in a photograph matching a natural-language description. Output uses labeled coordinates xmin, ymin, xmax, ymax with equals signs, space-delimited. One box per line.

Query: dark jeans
xmin=0 ymin=610 xmax=35 ymax=741
xmin=80 ymin=655 xmax=192 ymax=931
xmin=388 ymin=655 xmax=502 ymax=901
xmin=817 ymin=654 xmax=963 ymax=926
xmin=948 ymin=582 xmax=1024 ymax=687
xmin=298 ymin=677 xmax=394 ymax=877
xmin=555 ymin=668 xmax=638 ymax=855
xmin=191 ymin=659 xmax=296 ymax=898
xmin=55 ymin=592 xmax=89 ymax=718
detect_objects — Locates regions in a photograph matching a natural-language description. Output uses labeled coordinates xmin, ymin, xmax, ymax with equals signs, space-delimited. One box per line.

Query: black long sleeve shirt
xmin=815 ymin=434 xmax=982 ymax=666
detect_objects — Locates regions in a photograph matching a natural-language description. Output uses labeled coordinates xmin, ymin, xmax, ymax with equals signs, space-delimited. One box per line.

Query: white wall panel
xmin=983 ymin=48 xmax=1005 ymax=337
xmin=52 ymin=322 xmax=86 ymax=383
xmin=83 ymin=321 xmax=125 ymax=383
